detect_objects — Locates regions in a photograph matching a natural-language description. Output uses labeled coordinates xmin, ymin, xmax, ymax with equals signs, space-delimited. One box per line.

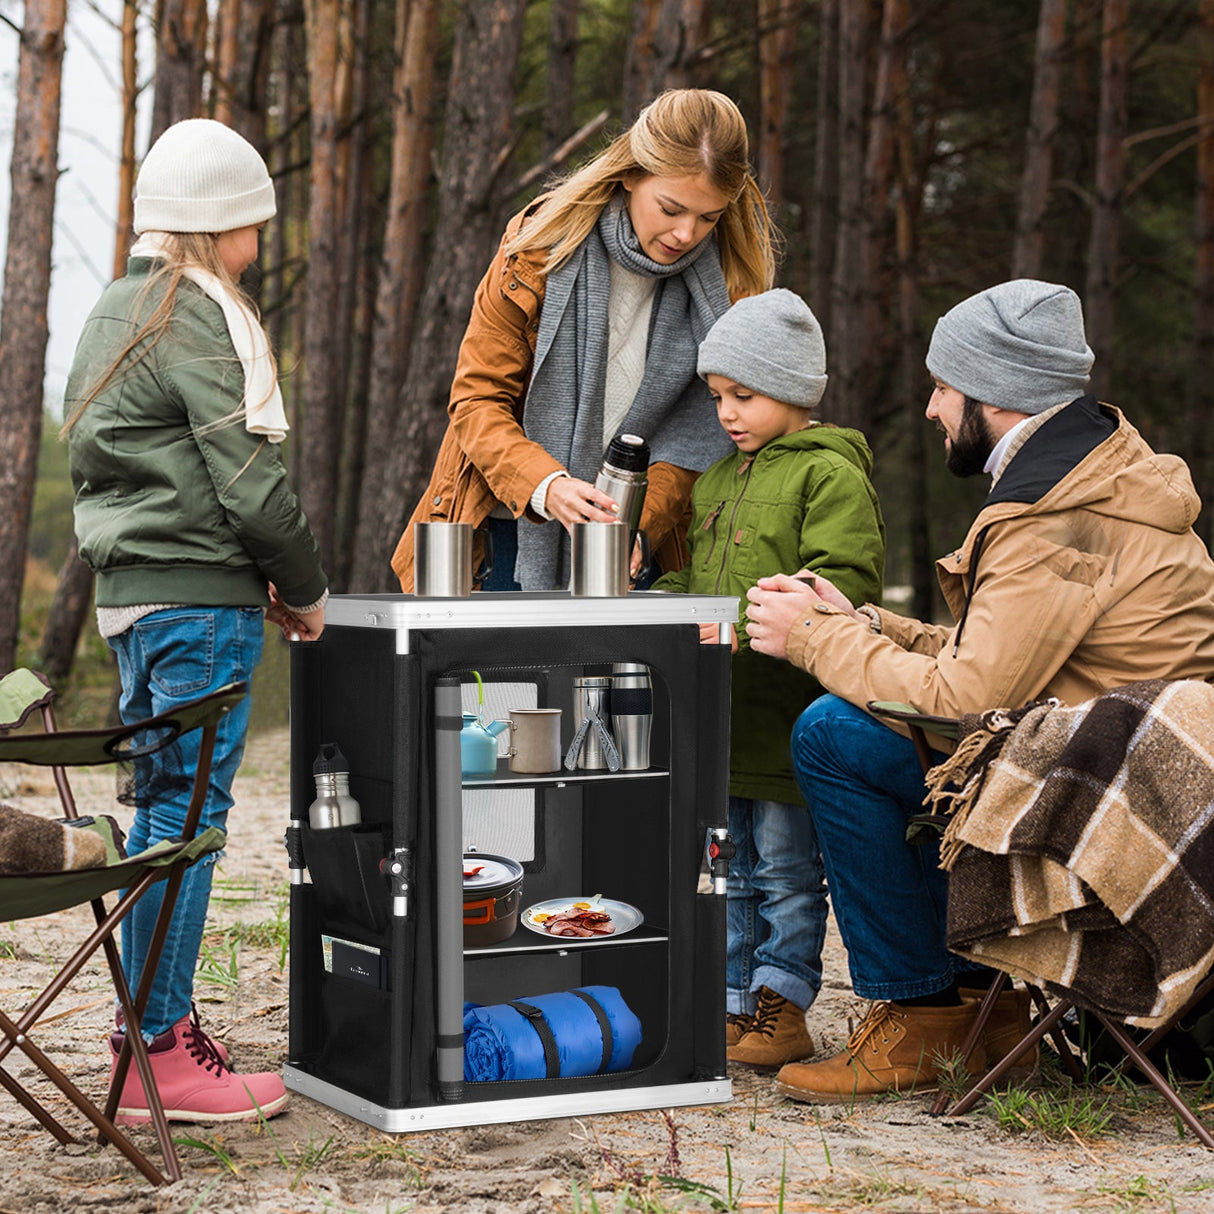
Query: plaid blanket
xmin=925 ymin=679 xmax=1214 ymax=1028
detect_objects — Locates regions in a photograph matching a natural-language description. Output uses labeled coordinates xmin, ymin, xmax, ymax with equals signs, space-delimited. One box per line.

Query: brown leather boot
xmin=725 ymin=1011 xmax=753 ymax=1048
xmin=727 ymin=986 xmax=814 ymax=1071
xmin=774 ymin=999 xmax=980 ymax=1103
xmin=960 ymin=984 xmax=1039 ymax=1079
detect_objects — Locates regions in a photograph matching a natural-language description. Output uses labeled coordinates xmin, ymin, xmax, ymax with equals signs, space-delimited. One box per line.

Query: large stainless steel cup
xmin=570 ymin=521 xmax=629 ymax=596
xmin=506 ymin=708 xmax=562 ymax=773
xmin=414 ymin=522 xmax=473 ymax=596
xmin=570 ymin=676 xmax=613 ymax=769
xmin=610 ymin=663 xmax=652 ymax=771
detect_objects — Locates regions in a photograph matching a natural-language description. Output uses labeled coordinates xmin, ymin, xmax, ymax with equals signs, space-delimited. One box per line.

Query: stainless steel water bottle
xmin=309 ymin=743 xmax=362 ymax=829
xmin=609 ymin=663 xmax=652 ymax=770
xmin=595 ymin=433 xmax=650 ymax=543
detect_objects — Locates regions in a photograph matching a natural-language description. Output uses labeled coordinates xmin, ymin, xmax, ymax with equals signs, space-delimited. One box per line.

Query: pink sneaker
xmin=115 ymin=1002 xmax=231 ymax=1065
xmin=109 ymin=1010 xmax=288 ymax=1124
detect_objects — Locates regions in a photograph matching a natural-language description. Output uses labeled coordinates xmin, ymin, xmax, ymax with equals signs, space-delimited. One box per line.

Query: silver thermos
xmin=610 ymin=663 xmax=652 ymax=770
xmin=308 ymin=742 xmax=362 ymax=830
xmin=595 ymin=433 xmax=649 ymax=544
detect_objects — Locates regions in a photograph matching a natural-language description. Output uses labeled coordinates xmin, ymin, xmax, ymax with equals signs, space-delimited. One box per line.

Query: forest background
xmin=1 ymin=0 xmax=1212 ymax=721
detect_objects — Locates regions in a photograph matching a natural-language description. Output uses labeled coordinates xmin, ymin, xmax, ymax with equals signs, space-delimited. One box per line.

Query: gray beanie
xmin=697 ymin=288 xmax=828 ymax=409
xmin=134 ymin=119 xmax=276 ymax=235
xmin=925 ymin=279 xmax=1094 ymax=414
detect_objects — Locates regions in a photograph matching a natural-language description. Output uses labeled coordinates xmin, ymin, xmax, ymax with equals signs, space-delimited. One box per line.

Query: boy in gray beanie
xmin=654 ymin=288 xmax=885 ymax=1070
xmin=743 ymin=278 xmax=1214 ymax=1105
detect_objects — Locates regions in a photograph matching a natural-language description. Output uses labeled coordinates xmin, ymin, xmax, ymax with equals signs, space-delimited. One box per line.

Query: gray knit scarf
xmin=516 ymin=193 xmax=734 ymax=590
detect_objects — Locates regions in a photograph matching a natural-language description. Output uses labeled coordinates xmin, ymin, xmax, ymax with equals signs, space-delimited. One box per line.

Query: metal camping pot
xmin=462 ymin=853 xmax=524 ymax=946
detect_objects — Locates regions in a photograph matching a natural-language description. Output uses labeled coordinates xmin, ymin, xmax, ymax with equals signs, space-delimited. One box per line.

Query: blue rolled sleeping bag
xmin=463 ymin=985 xmax=642 ymax=1082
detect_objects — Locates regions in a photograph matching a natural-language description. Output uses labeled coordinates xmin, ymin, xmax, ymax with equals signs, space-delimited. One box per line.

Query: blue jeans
xmin=790 ymin=694 xmax=975 ymax=1002
xmin=108 ymin=606 xmax=264 ymax=1037
xmin=726 ymin=795 xmax=826 ymax=1014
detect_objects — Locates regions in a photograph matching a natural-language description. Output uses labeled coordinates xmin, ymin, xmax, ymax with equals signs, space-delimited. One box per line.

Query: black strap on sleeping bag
xmin=569 ymin=988 xmax=613 ymax=1073
xmin=508 ymin=1000 xmax=560 ymax=1077
xmin=508 ymin=990 xmax=615 ymax=1077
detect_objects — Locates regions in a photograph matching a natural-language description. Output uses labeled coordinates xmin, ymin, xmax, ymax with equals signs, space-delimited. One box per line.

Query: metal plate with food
xmin=521 ymin=896 xmax=643 ymax=940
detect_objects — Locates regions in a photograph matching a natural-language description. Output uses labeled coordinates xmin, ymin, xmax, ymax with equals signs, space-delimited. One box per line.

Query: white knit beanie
xmin=133 ymin=119 xmax=276 ymax=235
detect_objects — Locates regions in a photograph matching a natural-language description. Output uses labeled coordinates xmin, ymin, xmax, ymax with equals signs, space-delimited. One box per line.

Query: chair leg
xmin=946 ymin=998 xmax=1073 ymax=1117
xmin=0 ymin=1064 xmax=77 ymax=1144
xmin=1096 ymin=1013 xmax=1214 ymax=1150
xmin=929 ymin=973 xmax=1008 ymax=1116
xmin=0 ymin=1007 xmax=173 ymax=1185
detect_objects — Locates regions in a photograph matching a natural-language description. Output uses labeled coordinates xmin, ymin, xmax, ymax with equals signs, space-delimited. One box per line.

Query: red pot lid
xmin=462 ymin=853 xmax=523 ymax=891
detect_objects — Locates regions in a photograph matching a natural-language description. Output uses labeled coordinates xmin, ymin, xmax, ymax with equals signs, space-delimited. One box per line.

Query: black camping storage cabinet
xmin=283 ymin=591 xmax=736 ymax=1131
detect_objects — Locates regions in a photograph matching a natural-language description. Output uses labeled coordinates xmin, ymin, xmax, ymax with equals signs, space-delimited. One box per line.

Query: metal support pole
xmin=434 ymin=675 xmax=465 ymax=1101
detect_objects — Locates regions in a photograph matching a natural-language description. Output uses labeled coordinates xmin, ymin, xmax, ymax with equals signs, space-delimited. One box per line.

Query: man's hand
xmin=745 ymin=574 xmax=829 ymax=660
xmin=543 ymin=475 xmax=620 ymax=532
xmin=793 ymin=570 xmax=858 ymax=616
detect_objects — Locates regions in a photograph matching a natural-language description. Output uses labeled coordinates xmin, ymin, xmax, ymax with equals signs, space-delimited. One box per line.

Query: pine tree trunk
xmin=149 ymin=0 xmax=208 ymax=138
xmin=36 ymin=540 xmax=93 ymax=684
xmin=367 ymin=0 xmax=529 ymax=592
xmin=1188 ymin=0 xmax=1214 ymax=546
xmin=0 ymin=0 xmax=66 ymax=674
xmin=810 ymin=0 xmax=838 ymax=336
xmin=297 ymin=0 xmax=346 ymax=574
xmin=113 ymin=0 xmax=137 ymax=277
xmin=546 ymin=0 xmax=579 ymax=152
xmin=349 ymin=0 xmax=440 ymax=591
xmin=1084 ymin=0 xmax=1128 ymax=400
xmin=1012 ymin=0 xmax=1068 ymax=279
xmin=756 ymin=0 xmax=797 ymax=206
xmin=830 ymin=0 xmax=869 ymax=430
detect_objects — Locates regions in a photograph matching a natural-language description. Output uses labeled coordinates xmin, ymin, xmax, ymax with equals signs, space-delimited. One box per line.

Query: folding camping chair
xmin=0 ymin=670 xmax=248 ymax=1184
xmin=867 ymin=701 xmax=1083 ymax=1118
xmin=869 ymin=697 xmax=1214 ymax=1149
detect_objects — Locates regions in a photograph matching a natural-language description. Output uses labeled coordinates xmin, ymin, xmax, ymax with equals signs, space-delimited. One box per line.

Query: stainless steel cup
xmin=414 ymin=522 xmax=473 ymax=597
xmin=610 ymin=663 xmax=652 ymax=771
xmin=506 ymin=708 xmax=562 ymax=774
xmin=570 ymin=521 xmax=629 ymax=596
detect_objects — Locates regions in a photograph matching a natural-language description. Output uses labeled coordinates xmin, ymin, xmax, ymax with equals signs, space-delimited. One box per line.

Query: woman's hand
xmin=266 ymin=583 xmax=326 ymax=642
xmin=543 ymin=475 xmax=621 ymax=532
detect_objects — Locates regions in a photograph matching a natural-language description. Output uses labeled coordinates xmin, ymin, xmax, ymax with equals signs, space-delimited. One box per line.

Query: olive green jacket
xmin=654 ymin=424 xmax=885 ymax=804
xmin=66 ymin=258 xmax=327 ymax=611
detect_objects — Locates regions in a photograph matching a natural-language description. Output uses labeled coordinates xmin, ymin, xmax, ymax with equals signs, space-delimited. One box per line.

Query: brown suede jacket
xmin=391 ymin=202 xmax=717 ymax=590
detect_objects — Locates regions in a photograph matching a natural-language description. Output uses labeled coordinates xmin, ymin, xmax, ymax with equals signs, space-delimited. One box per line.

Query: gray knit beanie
xmin=697 ymin=288 xmax=828 ymax=409
xmin=925 ymin=279 xmax=1094 ymax=414
xmin=134 ymin=119 xmax=276 ymax=235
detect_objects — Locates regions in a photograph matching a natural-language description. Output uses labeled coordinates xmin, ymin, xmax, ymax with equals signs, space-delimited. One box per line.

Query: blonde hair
xmin=505 ymin=89 xmax=777 ymax=300
xmin=61 ymin=232 xmax=272 ymax=436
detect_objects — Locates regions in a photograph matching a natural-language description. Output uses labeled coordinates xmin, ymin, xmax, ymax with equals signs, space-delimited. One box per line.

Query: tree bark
xmin=36 ymin=539 xmax=93 ymax=684
xmin=113 ymin=0 xmax=138 ymax=277
xmin=1084 ymin=0 xmax=1128 ymax=401
xmin=1188 ymin=0 xmax=1214 ymax=545
xmin=622 ymin=0 xmax=706 ymax=119
xmin=546 ymin=0 xmax=579 ymax=153
xmin=810 ymin=0 xmax=838 ymax=334
xmin=149 ymin=0 xmax=208 ymax=138
xmin=1012 ymin=0 xmax=1068 ymax=279
xmin=0 ymin=0 xmax=66 ymax=674
xmin=363 ymin=0 xmax=529 ymax=592
xmin=297 ymin=0 xmax=347 ymax=573
xmin=348 ymin=0 xmax=440 ymax=591
xmin=829 ymin=0 xmax=869 ymax=430
xmin=756 ymin=0 xmax=798 ymax=207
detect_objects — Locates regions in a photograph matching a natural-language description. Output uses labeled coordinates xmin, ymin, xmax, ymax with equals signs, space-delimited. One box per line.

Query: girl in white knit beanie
xmin=61 ymin=118 xmax=328 ymax=1125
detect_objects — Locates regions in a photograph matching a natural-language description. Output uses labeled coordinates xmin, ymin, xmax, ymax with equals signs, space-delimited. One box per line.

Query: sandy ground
xmin=1 ymin=728 xmax=1214 ymax=1213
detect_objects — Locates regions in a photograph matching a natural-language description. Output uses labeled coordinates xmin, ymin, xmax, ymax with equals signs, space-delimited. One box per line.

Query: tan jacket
xmin=786 ymin=402 xmax=1214 ymax=741
xmin=391 ymin=204 xmax=700 ymax=590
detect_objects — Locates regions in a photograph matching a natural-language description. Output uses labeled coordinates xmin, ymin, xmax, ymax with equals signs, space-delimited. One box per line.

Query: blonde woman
xmin=391 ymin=88 xmax=778 ymax=591
xmin=63 ymin=119 xmax=326 ymax=1124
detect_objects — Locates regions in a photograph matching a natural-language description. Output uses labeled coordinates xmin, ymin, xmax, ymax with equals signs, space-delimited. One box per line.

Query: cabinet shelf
xmin=465 ymin=922 xmax=668 ymax=957
xmin=462 ymin=759 xmax=669 ymax=789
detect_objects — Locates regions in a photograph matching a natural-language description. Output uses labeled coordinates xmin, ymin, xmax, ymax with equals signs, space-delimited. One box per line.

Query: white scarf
xmin=129 ymin=232 xmax=289 ymax=443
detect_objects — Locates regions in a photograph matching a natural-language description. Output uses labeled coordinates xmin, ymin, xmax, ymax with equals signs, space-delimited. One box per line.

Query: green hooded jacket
xmin=653 ymin=424 xmax=885 ymax=804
